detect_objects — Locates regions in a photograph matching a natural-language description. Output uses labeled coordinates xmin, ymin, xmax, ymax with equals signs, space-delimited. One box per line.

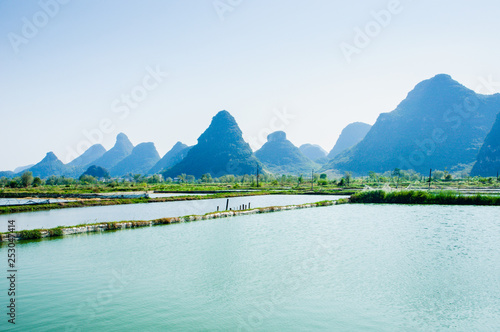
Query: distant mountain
xmin=25 ymin=152 xmax=68 ymax=178
xmin=471 ymin=112 xmax=500 ymax=177
xmin=13 ymin=164 xmax=34 ymax=173
xmin=0 ymin=171 xmax=14 ymax=178
xmin=255 ymin=131 xmax=317 ymax=175
xmin=324 ymin=74 xmax=500 ymax=175
xmin=299 ymin=144 xmax=327 ymax=162
xmin=67 ymin=144 xmax=106 ymax=168
xmin=327 ymin=122 xmax=372 ymax=159
xmin=149 ymin=142 xmax=191 ymax=174
xmin=163 ymin=110 xmax=261 ymax=178
xmin=110 ymin=142 xmax=160 ymax=176
xmin=93 ymin=133 xmax=134 ymax=170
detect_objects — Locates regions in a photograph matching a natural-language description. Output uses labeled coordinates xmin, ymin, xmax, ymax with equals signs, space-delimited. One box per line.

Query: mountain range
xmin=323 ymin=74 xmax=500 ymax=175
xmin=3 ymin=74 xmax=500 ymax=179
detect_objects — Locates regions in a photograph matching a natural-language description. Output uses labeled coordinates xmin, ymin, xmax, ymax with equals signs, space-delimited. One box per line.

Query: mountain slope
xmin=110 ymin=142 xmax=160 ymax=176
xmin=255 ymin=131 xmax=317 ymax=174
xmin=163 ymin=110 xmax=261 ymax=178
xmin=25 ymin=152 xmax=68 ymax=178
xmin=328 ymin=122 xmax=372 ymax=159
xmin=67 ymin=144 xmax=106 ymax=168
xmin=93 ymin=133 xmax=134 ymax=170
xmin=13 ymin=164 xmax=35 ymax=173
xmin=149 ymin=142 xmax=191 ymax=174
xmin=471 ymin=112 xmax=500 ymax=177
xmin=299 ymin=144 xmax=327 ymax=162
xmin=325 ymin=74 xmax=500 ymax=175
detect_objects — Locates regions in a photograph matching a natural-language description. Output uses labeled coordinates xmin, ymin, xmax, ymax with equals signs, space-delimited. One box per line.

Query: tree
xmin=79 ymin=175 xmax=97 ymax=184
xmin=33 ymin=177 xmax=43 ymax=187
xmin=201 ymin=173 xmax=213 ymax=183
xmin=21 ymin=171 xmax=34 ymax=187
xmin=320 ymin=173 xmax=327 ymax=180
xmin=344 ymin=172 xmax=352 ymax=186
xmin=81 ymin=165 xmax=110 ymax=179
xmin=132 ymin=174 xmax=143 ymax=183
xmin=147 ymin=174 xmax=162 ymax=184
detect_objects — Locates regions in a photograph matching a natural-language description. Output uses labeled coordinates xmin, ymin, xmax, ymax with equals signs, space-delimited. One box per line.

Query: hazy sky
xmin=1 ymin=0 xmax=500 ymax=171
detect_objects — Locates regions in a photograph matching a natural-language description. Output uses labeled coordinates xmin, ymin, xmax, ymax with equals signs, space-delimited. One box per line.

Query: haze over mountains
xmin=67 ymin=144 xmax=106 ymax=168
xmin=327 ymin=122 xmax=372 ymax=159
xmin=110 ymin=142 xmax=160 ymax=176
xmin=148 ymin=142 xmax=191 ymax=175
xmin=299 ymin=144 xmax=327 ymax=162
xmin=3 ymin=74 xmax=500 ymax=179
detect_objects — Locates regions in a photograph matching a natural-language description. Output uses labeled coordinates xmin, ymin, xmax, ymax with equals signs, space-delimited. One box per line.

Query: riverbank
xmin=0 ymin=199 xmax=348 ymax=242
xmin=351 ymin=190 xmax=500 ymax=205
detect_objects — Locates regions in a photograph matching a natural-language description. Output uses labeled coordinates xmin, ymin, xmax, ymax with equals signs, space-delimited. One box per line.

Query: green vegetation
xmin=351 ymin=190 xmax=500 ymax=205
xmin=18 ymin=229 xmax=42 ymax=240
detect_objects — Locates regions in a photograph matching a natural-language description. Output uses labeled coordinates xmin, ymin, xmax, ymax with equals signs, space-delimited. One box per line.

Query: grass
xmin=351 ymin=190 xmax=500 ymax=205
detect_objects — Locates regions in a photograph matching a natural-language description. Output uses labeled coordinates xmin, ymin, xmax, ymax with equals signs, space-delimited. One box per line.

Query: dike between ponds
xmin=1 ymin=199 xmax=348 ymax=242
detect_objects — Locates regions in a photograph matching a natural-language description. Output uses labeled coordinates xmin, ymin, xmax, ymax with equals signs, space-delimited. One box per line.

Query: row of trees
xmin=1 ymin=169 xmax=498 ymax=189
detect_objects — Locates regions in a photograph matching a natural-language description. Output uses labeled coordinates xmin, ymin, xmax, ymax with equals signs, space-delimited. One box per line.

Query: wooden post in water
xmin=217 ymin=206 xmax=219 ymax=211
xmin=311 ymin=169 xmax=314 ymax=191
xmin=226 ymin=199 xmax=229 ymax=210
xmin=249 ymin=202 xmax=251 ymax=209
xmin=256 ymin=164 xmax=260 ymax=187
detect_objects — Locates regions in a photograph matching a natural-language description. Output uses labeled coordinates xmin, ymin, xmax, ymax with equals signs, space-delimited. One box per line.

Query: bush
xmin=18 ymin=229 xmax=42 ymax=240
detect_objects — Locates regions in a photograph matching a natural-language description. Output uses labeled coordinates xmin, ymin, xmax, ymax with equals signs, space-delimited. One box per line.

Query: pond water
xmin=0 ymin=195 xmax=345 ymax=231
xmin=1 ymin=204 xmax=498 ymax=331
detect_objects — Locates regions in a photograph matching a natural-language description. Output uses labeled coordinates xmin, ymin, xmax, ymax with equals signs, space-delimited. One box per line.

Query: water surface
xmin=1 ymin=204 xmax=499 ymax=331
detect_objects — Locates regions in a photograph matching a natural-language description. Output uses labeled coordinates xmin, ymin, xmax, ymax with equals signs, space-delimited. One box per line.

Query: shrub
xmin=18 ymin=229 xmax=42 ymax=240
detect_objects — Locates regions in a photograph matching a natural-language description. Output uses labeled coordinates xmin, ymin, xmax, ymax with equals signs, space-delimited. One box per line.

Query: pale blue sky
xmin=1 ymin=0 xmax=500 ymax=170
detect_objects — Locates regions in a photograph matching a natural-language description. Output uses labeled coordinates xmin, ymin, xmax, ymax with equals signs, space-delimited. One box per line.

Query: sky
xmin=1 ymin=0 xmax=500 ymax=171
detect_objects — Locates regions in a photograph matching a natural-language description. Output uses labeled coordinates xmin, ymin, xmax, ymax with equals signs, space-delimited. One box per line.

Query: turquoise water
xmin=1 ymin=204 xmax=499 ymax=331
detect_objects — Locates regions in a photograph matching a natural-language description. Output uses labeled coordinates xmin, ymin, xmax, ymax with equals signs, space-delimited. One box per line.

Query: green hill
xmin=255 ymin=131 xmax=318 ymax=175
xmin=163 ymin=110 xmax=261 ymax=178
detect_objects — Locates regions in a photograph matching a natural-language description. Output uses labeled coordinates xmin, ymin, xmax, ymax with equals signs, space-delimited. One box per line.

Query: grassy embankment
xmin=351 ymin=190 xmax=500 ymax=205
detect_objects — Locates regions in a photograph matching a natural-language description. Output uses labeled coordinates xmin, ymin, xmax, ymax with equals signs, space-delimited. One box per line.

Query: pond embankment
xmin=0 ymin=199 xmax=347 ymax=242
